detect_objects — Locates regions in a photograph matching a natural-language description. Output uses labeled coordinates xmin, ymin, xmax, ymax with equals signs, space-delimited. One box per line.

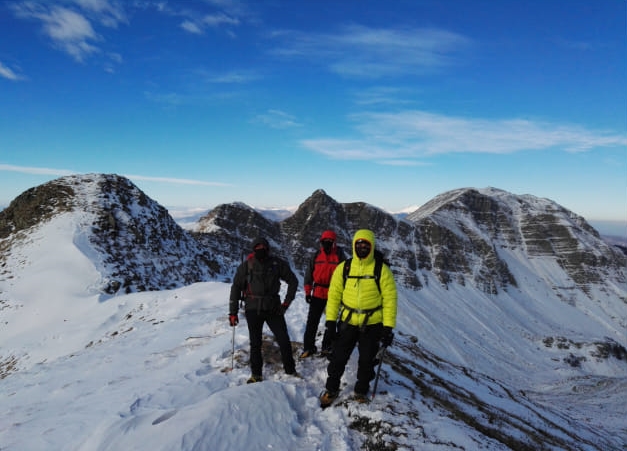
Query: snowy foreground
xmin=1 ymin=213 xmax=626 ymax=450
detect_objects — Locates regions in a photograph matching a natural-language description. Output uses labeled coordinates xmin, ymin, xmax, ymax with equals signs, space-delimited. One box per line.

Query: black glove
xmin=305 ymin=295 xmax=312 ymax=304
xmin=279 ymin=301 xmax=290 ymax=315
xmin=229 ymin=314 xmax=238 ymax=326
xmin=381 ymin=326 xmax=394 ymax=347
xmin=325 ymin=320 xmax=337 ymax=341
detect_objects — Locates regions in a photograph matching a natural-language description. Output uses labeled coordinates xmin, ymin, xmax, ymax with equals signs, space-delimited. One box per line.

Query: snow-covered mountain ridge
xmin=1 ymin=174 xmax=626 ymax=450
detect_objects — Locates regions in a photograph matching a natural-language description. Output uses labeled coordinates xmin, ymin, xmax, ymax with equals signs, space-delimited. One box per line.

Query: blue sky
xmin=1 ymin=0 xmax=625 ymax=229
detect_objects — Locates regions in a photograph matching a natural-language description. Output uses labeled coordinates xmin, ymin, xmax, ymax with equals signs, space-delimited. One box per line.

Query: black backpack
xmin=342 ymin=249 xmax=388 ymax=293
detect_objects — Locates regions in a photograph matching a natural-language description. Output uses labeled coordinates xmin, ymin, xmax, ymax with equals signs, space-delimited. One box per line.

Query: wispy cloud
xmin=10 ymin=0 xmax=249 ymax=68
xmin=181 ymin=13 xmax=240 ymax=35
xmin=0 ymin=62 xmax=24 ymax=81
xmin=351 ymin=86 xmax=416 ymax=106
xmin=0 ymin=164 xmax=230 ymax=186
xmin=124 ymin=174 xmax=230 ymax=187
xmin=10 ymin=0 xmax=127 ymax=63
xmin=269 ymin=25 xmax=472 ymax=78
xmin=301 ymin=111 xmax=627 ymax=163
xmin=200 ymin=69 xmax=260 ymax=84
xmin=0 ymin=164 xmax=75 ymax=176
xmin=253 ymin=109 xmax=302 ymax=129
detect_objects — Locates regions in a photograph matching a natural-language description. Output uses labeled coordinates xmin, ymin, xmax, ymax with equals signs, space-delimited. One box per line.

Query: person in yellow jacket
xmin=320 ymin=229 xmax=397 ymax=407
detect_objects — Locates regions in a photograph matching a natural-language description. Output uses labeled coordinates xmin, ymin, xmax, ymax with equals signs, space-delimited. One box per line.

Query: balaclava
xmin=251 ymin=237 xmax=270 ymax=261
xmin=320 ymin=230 xmax=337 ymax=255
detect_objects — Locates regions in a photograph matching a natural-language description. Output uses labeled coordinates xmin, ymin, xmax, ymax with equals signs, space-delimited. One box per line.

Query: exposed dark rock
xmin=194 ymin=202 xmax=283 ymax=280
xmin=0 ymin=174 xmax=218 ymax=295
xmin=0 ymin=179 xmax=76 ymax=238
xmin=2 ymin=179 xmax=625 ymax=302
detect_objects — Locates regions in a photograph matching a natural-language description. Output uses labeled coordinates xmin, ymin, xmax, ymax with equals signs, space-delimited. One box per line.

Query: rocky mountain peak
xmin=405 ymin=186 xmax=625 ymax=293
xmin=0 ymin=176 xmax=78 ymax=239
xmin=1 ymin=174 xmax=218 ymax=295
xmin=195 ymin=187 xmax=626 ymax=300
xmin=3 ymin=179 xmax=625 ymax=304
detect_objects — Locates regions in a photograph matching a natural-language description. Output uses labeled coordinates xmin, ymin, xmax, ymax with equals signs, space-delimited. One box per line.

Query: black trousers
xmin=325 ymin=322 xmax=383 ymax=395
xmin=245 ymin=309 xmax=295 ymax=376
xmin=303 ymin=296 xmax=332 ymax=353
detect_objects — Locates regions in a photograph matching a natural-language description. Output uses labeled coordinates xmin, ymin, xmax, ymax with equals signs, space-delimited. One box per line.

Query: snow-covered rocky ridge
xmin=1 ymin=174 xmax=626 ymax=450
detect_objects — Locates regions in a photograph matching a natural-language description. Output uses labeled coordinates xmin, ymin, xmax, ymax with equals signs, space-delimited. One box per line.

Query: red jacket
xmin=304 ymin=245 xmax=346 ymax=300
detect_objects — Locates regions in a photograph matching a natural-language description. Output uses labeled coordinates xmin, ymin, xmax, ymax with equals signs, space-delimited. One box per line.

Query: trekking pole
xmin=371 ymin=345 xmax=387 ymax=400
xmin=229 ymin=252 xmax=245 ymax=372
xmin=230 ymin=324 xmax=236 ymax=371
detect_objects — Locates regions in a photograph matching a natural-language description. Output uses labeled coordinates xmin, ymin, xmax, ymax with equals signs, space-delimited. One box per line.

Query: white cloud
xmin=12 ymin=4 xmax=100 ymax=62
xmin=269 ymin=25 xmax=472 ymax=79
xmin=181 ymin=20 xmax=203 ymax=34
xmin=180 ymin=13 xmax=240 ymax=35
xmin=0 ymin=62 xmax=24 ymax=81
xmin=11 ymin=0 xmax=126 ymax=63
xmin=70 ymin=0 xmax=127 ymax=28
xmin=124 ymin=174 xmax=230 ymax=187
xmin=202 ymin=13 xmax=239 ymax=27
xmin=0 ymin=163 xmax=75 ymax=176
xmin=0 ymin=164 xmax=229 ymax=187
xmin=254 ymin=109 xmax=302 ymax=129
xmin=301 ymin=111 xmax=627 ymax=162
xmin=204 ymin=70 xmax=259 ymax=83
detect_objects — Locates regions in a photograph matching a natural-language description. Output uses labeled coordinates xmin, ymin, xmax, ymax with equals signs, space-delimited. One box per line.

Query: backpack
xmin=342 ymin=249 xmax=388 ymax=293
xmin=240 ymin=255 xmax=281 ymax=312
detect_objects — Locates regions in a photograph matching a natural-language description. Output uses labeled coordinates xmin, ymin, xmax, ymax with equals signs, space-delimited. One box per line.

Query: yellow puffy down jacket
xmin=326 ymin=229 xmax=397 ymax=328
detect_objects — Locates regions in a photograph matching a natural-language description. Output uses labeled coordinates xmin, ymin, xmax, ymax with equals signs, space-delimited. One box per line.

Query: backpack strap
xmin=342 ymin=251 xmax=384 ymax=293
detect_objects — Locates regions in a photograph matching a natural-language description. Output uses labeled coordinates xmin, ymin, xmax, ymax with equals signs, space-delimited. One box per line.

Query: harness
xmin=339 ymin=302 xmax=383 ymax=330
xmin=339 ymin=251 xmax=387 ymax=329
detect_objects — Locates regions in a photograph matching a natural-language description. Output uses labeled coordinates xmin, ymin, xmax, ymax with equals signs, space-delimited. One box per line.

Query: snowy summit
xmin=1 ymin=174 xmax=626 ymax=450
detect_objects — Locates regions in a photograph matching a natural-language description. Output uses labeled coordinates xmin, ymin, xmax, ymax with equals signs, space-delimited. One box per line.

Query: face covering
xmin=321 ymin=240 xmax=334 ymax=254
xmin=254 ymin=248 xmax=268 ymax=261
xmin=354 ymin=240 xmax=371 ymax=259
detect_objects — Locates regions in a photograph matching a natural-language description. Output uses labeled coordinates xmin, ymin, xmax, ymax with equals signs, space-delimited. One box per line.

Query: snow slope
xmin=1 ymin=210 xmax=626 ymax=450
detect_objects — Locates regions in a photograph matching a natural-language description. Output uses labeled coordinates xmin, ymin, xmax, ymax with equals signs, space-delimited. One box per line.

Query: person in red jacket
xmin=300 ymin=230 xmax=346 ymax=359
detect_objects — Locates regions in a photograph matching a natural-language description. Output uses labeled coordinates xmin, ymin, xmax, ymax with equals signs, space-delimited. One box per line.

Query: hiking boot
xmin=319 ymin=390 xmax=338 ymax=408
xmin=246 ymin=375 xmax=263 ymax=384
xmin=286 ymin=370 xmax=300 ymax=378
xmin=353 ymin=392 xmax=369 ymax=404
xmin=299 ymin=350 xmax=315 ymax=359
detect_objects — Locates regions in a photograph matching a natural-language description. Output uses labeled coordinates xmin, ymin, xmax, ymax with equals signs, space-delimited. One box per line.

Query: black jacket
xmin=229 ymin=254 xmax=298 ymax=315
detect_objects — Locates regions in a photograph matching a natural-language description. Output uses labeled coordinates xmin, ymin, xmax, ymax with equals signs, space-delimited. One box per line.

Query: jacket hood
xmin=251 ymin=236 xmax=270 ymax=251
xmin=320 ymin=230 xmax=337 ymax=241
xmin=352 ymin=229 xmax=375 ymax=261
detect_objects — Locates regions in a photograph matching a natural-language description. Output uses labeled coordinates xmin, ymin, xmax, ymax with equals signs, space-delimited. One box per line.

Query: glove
xmin=280 ymin=301 xmax=290 ymax=315
xmin=305 ymin=295 xmax=312 ymax=304
xmin=381 ymin=326 xmax=394 ymax=347
xmin=304 ymin=285 xmax=312 ymax=303
xmin=229 ymin=314 xmax=238 ymax=326
xmin=325 ymin=320 xmax=337 ymax=341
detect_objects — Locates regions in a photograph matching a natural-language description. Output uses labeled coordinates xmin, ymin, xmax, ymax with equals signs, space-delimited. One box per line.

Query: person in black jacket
xmin=229 ymin=237 xmax=298 ymax=383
